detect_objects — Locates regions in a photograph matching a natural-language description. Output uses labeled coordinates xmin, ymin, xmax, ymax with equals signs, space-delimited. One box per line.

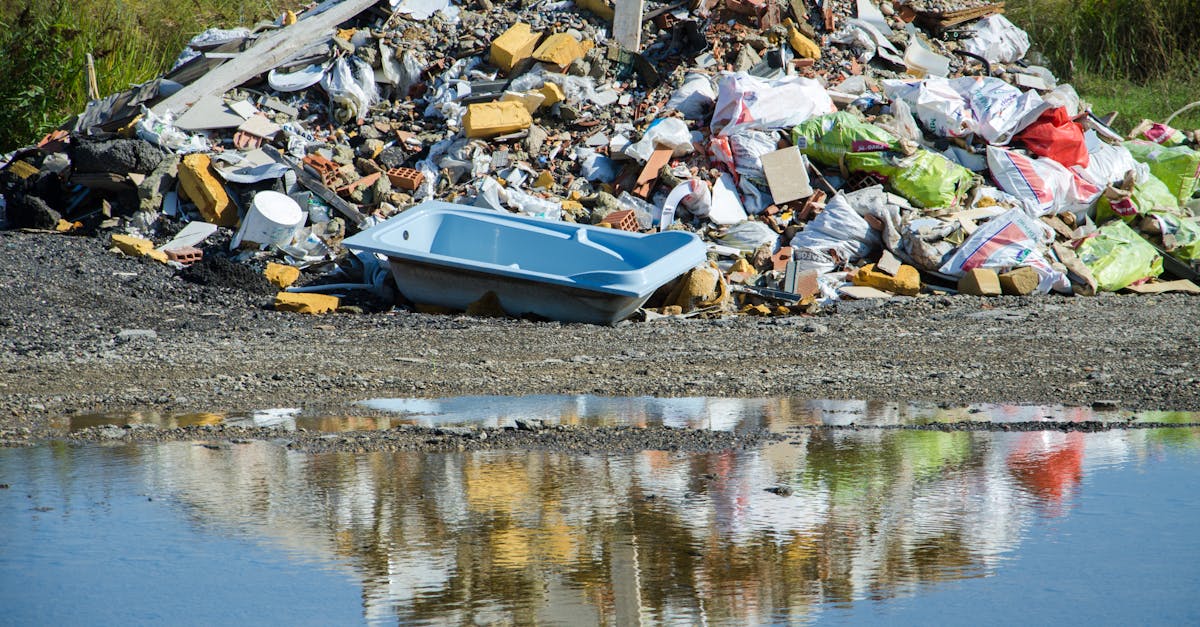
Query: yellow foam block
xmin=539 ymin=82 xmax=565 ymax=108
xmin=533 ymin=33 xmax=586 ymax=68
xmin=788 ymin=27 xmax=821 ymax=60
xmin=463 ymin=101 xmax=533 ymax=138
xmin=111 ymin=233 xmax=155 ymax=257
xmin=264 ymin=262 xmax=301 ymax=289
xmin=852 ymin=263 xmax=921 ymax=296
xmin=179 ymin=154 xmax=236 ymax=226
xmin=274 ymin=292 xmax=340 ymax=314
xmin=490 ymin=23 xmax=541 ymax=74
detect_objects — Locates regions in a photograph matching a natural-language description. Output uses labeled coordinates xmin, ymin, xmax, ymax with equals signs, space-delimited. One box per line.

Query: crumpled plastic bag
xmin=136 ymin=107 xmax=211 ymax=154
xmin=844 ymin=185 xmax=907 ymax=252
xmin=987 ymin=146 xmax=1101 ymax=217
xmin=727 ymin=130 xmax=779 ymax=186
xmin=939 ymin=208 xmax=1069 ymax=293
xmin=1143 ymin=211 xmax=1200 ymax=261
xmin=1097 ymin=173 xmax=1178 ymax=223
xmin=845 ymin=149 xmax=975 ymax=209
xmin=791 ymin=112 xmax=901 ymax=166
xmin=322 ymin=56 xmax=377 ymax=123
xmin=953 ymin=76 xmax=1046 ymax=145
xmin=883 ymin=77 xmax=975 ymax=138
xmin=625 ymin=117 xmax=694 ymax=162
xmin=1075 ymin=219 xmax=1163 ymax=291
xmin=789 ymin=193 xmax=880 ymax=273
xmin=711 ymin=72 xmax=835 ymax=137
xmin=1124 ymin=141 xmax=1200 ymax=206
xmin=959 ymin=15 xmax=1030 ymax=64
xmin=658 ymin=179 xmax=711 ymax=229
xmin=1016 ymin=107 xmax=1089 ymax=169
xmin=666 ymin=73 xmax=717 ymax=120
xmin=1073 ymin=131 xmax=1148 ymax=188
xmin=717 ymin=219 xmax=779 ymax=252
xmin=875 ymin=98 xmax=924 ymax=144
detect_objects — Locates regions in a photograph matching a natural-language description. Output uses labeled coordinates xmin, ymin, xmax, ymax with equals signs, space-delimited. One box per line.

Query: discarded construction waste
xmin=2 ymin=0 xmax=1198 ymax=323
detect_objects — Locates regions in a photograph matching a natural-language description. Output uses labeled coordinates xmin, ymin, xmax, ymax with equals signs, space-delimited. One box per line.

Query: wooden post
xmin=613 ymin=0 xmax=645 ymax=52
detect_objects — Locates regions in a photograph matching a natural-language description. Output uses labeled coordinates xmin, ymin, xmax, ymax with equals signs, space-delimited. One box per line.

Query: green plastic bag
xmin=1143 ymin=211 xmax=1200 ymax=261
xmin=1096 ymin=173 xmax=1178 ymax=223
xmin=845 ymin=149 xmax=975 ymax=209
xmin=1124 ymin=141 xmax=1200 ymax=206
xmin=1076 ymin=220 xmax=1164 ymax=291
xmin=791 ymin=112 xmax=901 ymax=167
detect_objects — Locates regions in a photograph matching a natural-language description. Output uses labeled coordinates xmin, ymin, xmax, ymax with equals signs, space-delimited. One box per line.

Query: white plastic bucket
xmin=231 ymin=191 xmax=306 ymax=249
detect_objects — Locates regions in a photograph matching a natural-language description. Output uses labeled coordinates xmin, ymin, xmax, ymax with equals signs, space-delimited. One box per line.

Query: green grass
xmin=0 ymin=0 xmax=301 ymax=152
xmin=1006 ymin=0 xmax=1200 ymax=134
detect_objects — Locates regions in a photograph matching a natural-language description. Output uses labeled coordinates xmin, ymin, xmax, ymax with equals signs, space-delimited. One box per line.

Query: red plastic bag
xmin=1016 ymin=107 xmax=1089 ymax=169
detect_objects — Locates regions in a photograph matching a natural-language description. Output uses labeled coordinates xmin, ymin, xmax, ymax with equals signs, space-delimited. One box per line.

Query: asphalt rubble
xmin=2 ymin=0 xmax=1199 ymax=324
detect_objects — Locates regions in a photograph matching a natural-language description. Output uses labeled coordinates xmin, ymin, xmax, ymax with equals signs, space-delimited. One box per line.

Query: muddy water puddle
xmin=59 ymin=396 xmax=1200 ymax=433
xmin=5 ymin=402 xmax=1200 ymax=625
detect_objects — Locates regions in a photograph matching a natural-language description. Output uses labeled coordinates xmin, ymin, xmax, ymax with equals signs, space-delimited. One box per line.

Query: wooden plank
xmin=613 ymin=0 xmax=645 ymax=52
xmin=152 ymin=0 xmax=377 ymax=117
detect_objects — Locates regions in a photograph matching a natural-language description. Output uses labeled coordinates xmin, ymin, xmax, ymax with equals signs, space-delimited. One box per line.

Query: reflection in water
xmin=61 ymin=397 xmax=1200 ymax=433
xmin=8 ymin=425 xmax=1195 ymax=625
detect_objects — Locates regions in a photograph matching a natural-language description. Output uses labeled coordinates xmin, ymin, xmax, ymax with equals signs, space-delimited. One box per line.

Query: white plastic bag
xmin=625 ymin=118 xmax=694 ymax=162
xmin=938 ymin=208 xmax=1068 ymax=293
xmin=728 ymin=130 xmax=779 ymax=185
xmin=952 ymin=76 xmax=1046 ymax=145
xmin=884 ymin=78 xmax=975 ymax=138
xmin=659 ymin=179 xmax=711 ymax=229
xmin=789 ymin=193 xmax=880 ymax=272
xmin=665 ymin=73 xmax=717 ymax=120
xmin=711 ymin=72 xmax=835 ymax=137
xmin=987 ymin=145 xmax=1101 ymax=217
xmin=136 ymin=107 xmax=210 ymax=154
xmin=960 ymin=15 xmax=1030 ymax=65
xmin=1072 ymin=131 xmax=1148 ymax=188
xmin=718 ymin=220 xmax=779 ymax=252
xmin=321 ymin=57 xmax=377 ymax=123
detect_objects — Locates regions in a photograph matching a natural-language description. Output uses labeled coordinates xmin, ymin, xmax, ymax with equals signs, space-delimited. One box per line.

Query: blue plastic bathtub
xmin=342 ymin=202 xmax=707 ymax=324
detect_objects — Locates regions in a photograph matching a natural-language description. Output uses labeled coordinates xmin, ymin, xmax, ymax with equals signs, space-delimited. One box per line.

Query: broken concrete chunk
xmin=999 ymin=266 xmax=1040 ymax=296
xmin=957 ymin=268 xmax=1002 ymax=296
xmin=463 ymin=101 xmax=534 ymax=138
xmin=490 ymin=23 xmax=541 ymax=74
xmin=274 ymin=292 xmax=339 ymax=314
xmin=876 ymin=250 xmax=902 ymax=277
xmin=179 ymin=154 xmax=237 ymax=226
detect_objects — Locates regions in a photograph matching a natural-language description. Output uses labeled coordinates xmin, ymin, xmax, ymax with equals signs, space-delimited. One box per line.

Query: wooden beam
xmin=613 ymin=0 xmax=645 ymax=52
xmin=151 ymin=0 xmax=377 ymax=117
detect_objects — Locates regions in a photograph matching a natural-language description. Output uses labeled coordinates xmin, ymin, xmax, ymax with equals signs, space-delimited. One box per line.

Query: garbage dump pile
xmin=2 ymin=0 xmax=1199 ymax=322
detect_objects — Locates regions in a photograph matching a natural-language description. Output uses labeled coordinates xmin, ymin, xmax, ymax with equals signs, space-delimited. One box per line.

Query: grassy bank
xmin=1006 ymin=0 xmax=1200 ymax=133
xmin=0 ymin=0 xmax=299 ymax=151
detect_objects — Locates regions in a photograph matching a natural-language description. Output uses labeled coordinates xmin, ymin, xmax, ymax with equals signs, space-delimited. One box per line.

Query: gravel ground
xmin=2 ymin=230 xmax=1198 ymax=447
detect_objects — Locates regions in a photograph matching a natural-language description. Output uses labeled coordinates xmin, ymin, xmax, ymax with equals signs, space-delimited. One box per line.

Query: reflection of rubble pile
xmin=1 ymin=0 xmax=1198 ymax=321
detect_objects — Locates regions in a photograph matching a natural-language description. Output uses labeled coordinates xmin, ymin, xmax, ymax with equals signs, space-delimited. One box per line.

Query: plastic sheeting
xmin=711 ymin=73 xmax=835 ymax=137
